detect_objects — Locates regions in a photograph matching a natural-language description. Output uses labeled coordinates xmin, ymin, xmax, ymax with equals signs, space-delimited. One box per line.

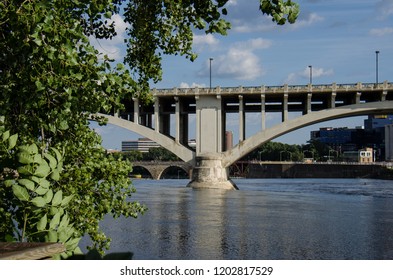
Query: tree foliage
xmin=244 ymin=140 xmax=333 ymax=162
xmin=1 ymin=0 xmax=299 ymax=256
xmin=124 ymin=0 xmax=299 ymax=91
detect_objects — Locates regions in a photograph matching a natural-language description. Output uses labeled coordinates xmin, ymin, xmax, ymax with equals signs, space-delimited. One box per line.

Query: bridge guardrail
xmin=152 ymin=82 xmax=392 ymax=97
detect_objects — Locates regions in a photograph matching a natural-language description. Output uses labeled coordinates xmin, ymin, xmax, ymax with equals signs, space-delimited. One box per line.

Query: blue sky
xmin=91 ymin=0 xmax=393 ymax=150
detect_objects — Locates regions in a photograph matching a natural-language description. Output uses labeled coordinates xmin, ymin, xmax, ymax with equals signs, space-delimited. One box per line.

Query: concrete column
xmin=239 ymin=95 xmax=245 ymax=142
xmin=186 ymin=154 xmax=237 ymax=190
xmin=355 ymin=92 xmax=361 ymax=104
xmin=282 ymin=93 xmax=288 ymax=122
xmin=175 ymin=97 xmax=180 ymax=143
xmin=330 ymin=83 xmax=337 ymax=109
xmin=381 ymin=90 xmax=387 ymax=101
xmin=304 ymin=93 xmax=312 ymax=115
xmin=133 ymin=97 xmax=139 ymax=124
xmin=154 ymin=98 xmax=159 ymax=132
xmin=160 ymin=115 xmax=170 ymax=136
xmin=261 ymin=94 xmax=266 ymax=131
xmin=175 ymin=97 xmax=189 ymax=145
xmin=195 ymin=95 xmax=201 ymax=154
xmin=329 ymin=92 xmax=336 ymax=109
xmin=195 ymin=95 xmax=223 ymax=155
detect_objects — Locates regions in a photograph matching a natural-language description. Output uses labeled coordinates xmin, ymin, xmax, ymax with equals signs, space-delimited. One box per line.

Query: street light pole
xmin=308 ymin=65 xmax=312 ymax=84
xmin=209 ymin=58 xmax=213 ymax=89
xmin=375 ymin=51 xmax=380 ymax=86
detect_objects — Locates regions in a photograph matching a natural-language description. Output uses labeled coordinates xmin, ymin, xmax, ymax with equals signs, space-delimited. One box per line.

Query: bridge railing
xmin=152 ymin=82 xmax=391 ymax=97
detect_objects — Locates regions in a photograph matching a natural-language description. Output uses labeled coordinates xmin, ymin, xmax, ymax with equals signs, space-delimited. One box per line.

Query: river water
xmin=80 ymin=178 xmax=393 ymax=259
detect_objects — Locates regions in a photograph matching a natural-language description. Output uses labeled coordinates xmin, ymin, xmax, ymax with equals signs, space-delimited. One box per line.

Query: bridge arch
xmin=97 ymin=113 xmax=195 ymax=164
xmin=129 ymin=165 xmax=153 ymax=179
xmin=160 ymin=165 xmax=190 ymax=179
xmin=130 ymin=161 xmax=192 ymax=180
xmin=222 ymin=101 xmax=393 ymax=167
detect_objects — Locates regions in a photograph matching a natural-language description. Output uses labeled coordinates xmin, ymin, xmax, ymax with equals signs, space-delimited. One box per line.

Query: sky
xmin=90 ymin=0 xmax=393 ymax=150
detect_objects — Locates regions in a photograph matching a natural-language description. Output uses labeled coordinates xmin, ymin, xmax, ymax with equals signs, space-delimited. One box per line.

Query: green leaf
xmin=31 ymin=197 xmax=46 ymax=207
xmin=18 ymin=178 xmax=35 ymax=191
xmin=50 ymin=212 xmax=61 ymax=229
xmin=34 ymin=163 xmax=51 ymax=178
xmin=58 ymin=120 xmax=69 ymax=130
xmin=47 ymin=230 xmax=58 ymax=242
xmin=33 ymin=154 xmax=44 ymax=164
xmin=58 ymin=213 xmax=69 ymax=229
xmin=17 ymin=165 xmax=35 ymax=175
xmin=2 ymin=130 xmax=10 ymax=141
xmin=50 ymin=206 xmax=58 ymax=216
xmin=8 ymin=134 xmax=18 ymax=150
xmin=44 ymin=189 xmax=54 ymax=203
xmin=4 ymin=179 xmax=16 ymax=187
xmin=35 ymin=80 xmax=45 ymax=91
xmin=37 ymin=214 xmax=47 ymax=231
xmin=51 ymin=147 xmax=63 ymax=163
xmin=37 ymin=178 xmax=50 ymax=189
xmin=61 ymin=195 xmax=74 ymax=207
xmin=12 ymin=184 xmax=30 ymax=201
xmin=50 ymin=169 xmax=60 ymax=181
xmin=35 ymin=186 xmax=49 ymax=195
xmin=18 ymin=152 xmax=34 ymax=164
xmin=65 ymin=237 xmax=81 ymax=251
xmin=74 ymin=73 xmax=83 ymax=80
xmin=28 ymin=143 xmax=39 ymax=154
xmin=52 ymin=190 xmax=63 ymax=206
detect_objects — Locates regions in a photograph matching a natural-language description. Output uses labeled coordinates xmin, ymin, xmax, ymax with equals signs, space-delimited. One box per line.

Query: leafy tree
xmin=143 ymin=147 xmax=180 ymax=161
xmin=302 ymin=140 xmax=331 ymax=162
xmin=246 ymin=141 xmax=303 ymax=161
xmin=0 ymin=0 xmax=299 ymax=256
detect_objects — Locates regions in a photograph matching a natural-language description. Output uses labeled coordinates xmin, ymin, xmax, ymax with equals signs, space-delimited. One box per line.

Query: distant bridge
xmin=97 ymin=81 xmax=393 ymax=189
xmin=131 ymin=161 xmax=192 ymax=180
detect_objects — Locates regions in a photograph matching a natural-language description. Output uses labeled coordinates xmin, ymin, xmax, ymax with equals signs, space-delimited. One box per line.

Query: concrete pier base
xmin=186 ymin=154 xmax=238 ymax=190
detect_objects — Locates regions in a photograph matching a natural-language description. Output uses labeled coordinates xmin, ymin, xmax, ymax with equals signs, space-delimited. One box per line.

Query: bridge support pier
xmin=187 ymin=154 xmax=238 ymax=190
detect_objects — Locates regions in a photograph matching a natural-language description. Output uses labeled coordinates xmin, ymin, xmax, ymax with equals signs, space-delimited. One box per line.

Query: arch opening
xmin=160 ymin=166 xmax=189 ymax=179
xmin=129 ymin=166 xmax=153 ymax=179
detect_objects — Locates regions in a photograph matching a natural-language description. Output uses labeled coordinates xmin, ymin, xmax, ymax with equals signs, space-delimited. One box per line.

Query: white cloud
xmin=232 ymin=38 xmax=272 ymax=50
xmin=193 ymin=34 xmax=219 ymax=51
xmin=90 ymin=14 xmax=129 ymax=60
xmin=285 ymin=66 xmax=334 ymax=84
xmin=369 ymin=27 xmax=393 ymax=36
xmin=206 ymin=38 xmax=272 ymax=81
xmin=377 ymin=0 xmax=393 ymax=19
xmin=226 ymin=0 xmax=238 ymax=6
xmin=293 ymin=12 xmax=324 ymax=29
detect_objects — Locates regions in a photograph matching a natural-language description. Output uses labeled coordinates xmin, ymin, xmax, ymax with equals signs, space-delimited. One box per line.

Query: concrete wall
xmin=247 ymin=163 xmax=393 ymax=179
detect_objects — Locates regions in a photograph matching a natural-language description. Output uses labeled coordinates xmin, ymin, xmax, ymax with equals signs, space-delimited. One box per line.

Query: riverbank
xmin=247 ymin=162 xmax=393 ymax=180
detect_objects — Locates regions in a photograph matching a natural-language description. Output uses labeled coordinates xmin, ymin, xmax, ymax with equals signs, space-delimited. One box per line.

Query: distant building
xmin=364 ymin=115 xmax=393 ymax=131
xmin=310 ymin=126 xmax=360 ymax=152
xmin=122 ymin=138 xmax=160 ymax=152
xmin=310 ymin=115 xmax=393 ymax=161
xmin=225 ymin=131 xmax=233 ymax=151
xmin=122 ymin=138 xmax=196 ymax=152
xmin=385 ymin=124 xmax=393 ymax=161
xmin=342 ymin=148 xmax=374 ymax=163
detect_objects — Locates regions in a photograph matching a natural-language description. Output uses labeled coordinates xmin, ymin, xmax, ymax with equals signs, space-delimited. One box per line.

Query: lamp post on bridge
xmin=209 ymin=57 xmax=213 ymax=89
xmin=308 ymin=65 xmax=312 ymax=85
xmin=376 ymin=51 xmax=379 ymax=85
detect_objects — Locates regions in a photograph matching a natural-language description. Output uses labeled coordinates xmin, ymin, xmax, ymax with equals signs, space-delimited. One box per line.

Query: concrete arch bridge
xmin=130 ymin=161 xmax=191 ymax=180
xmin=96 ymin=81 xmax=393 ymax=189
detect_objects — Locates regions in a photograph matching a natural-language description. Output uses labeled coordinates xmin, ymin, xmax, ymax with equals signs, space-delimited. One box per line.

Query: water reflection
xmin=80 ymin=178 xmax=393 ymax=259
